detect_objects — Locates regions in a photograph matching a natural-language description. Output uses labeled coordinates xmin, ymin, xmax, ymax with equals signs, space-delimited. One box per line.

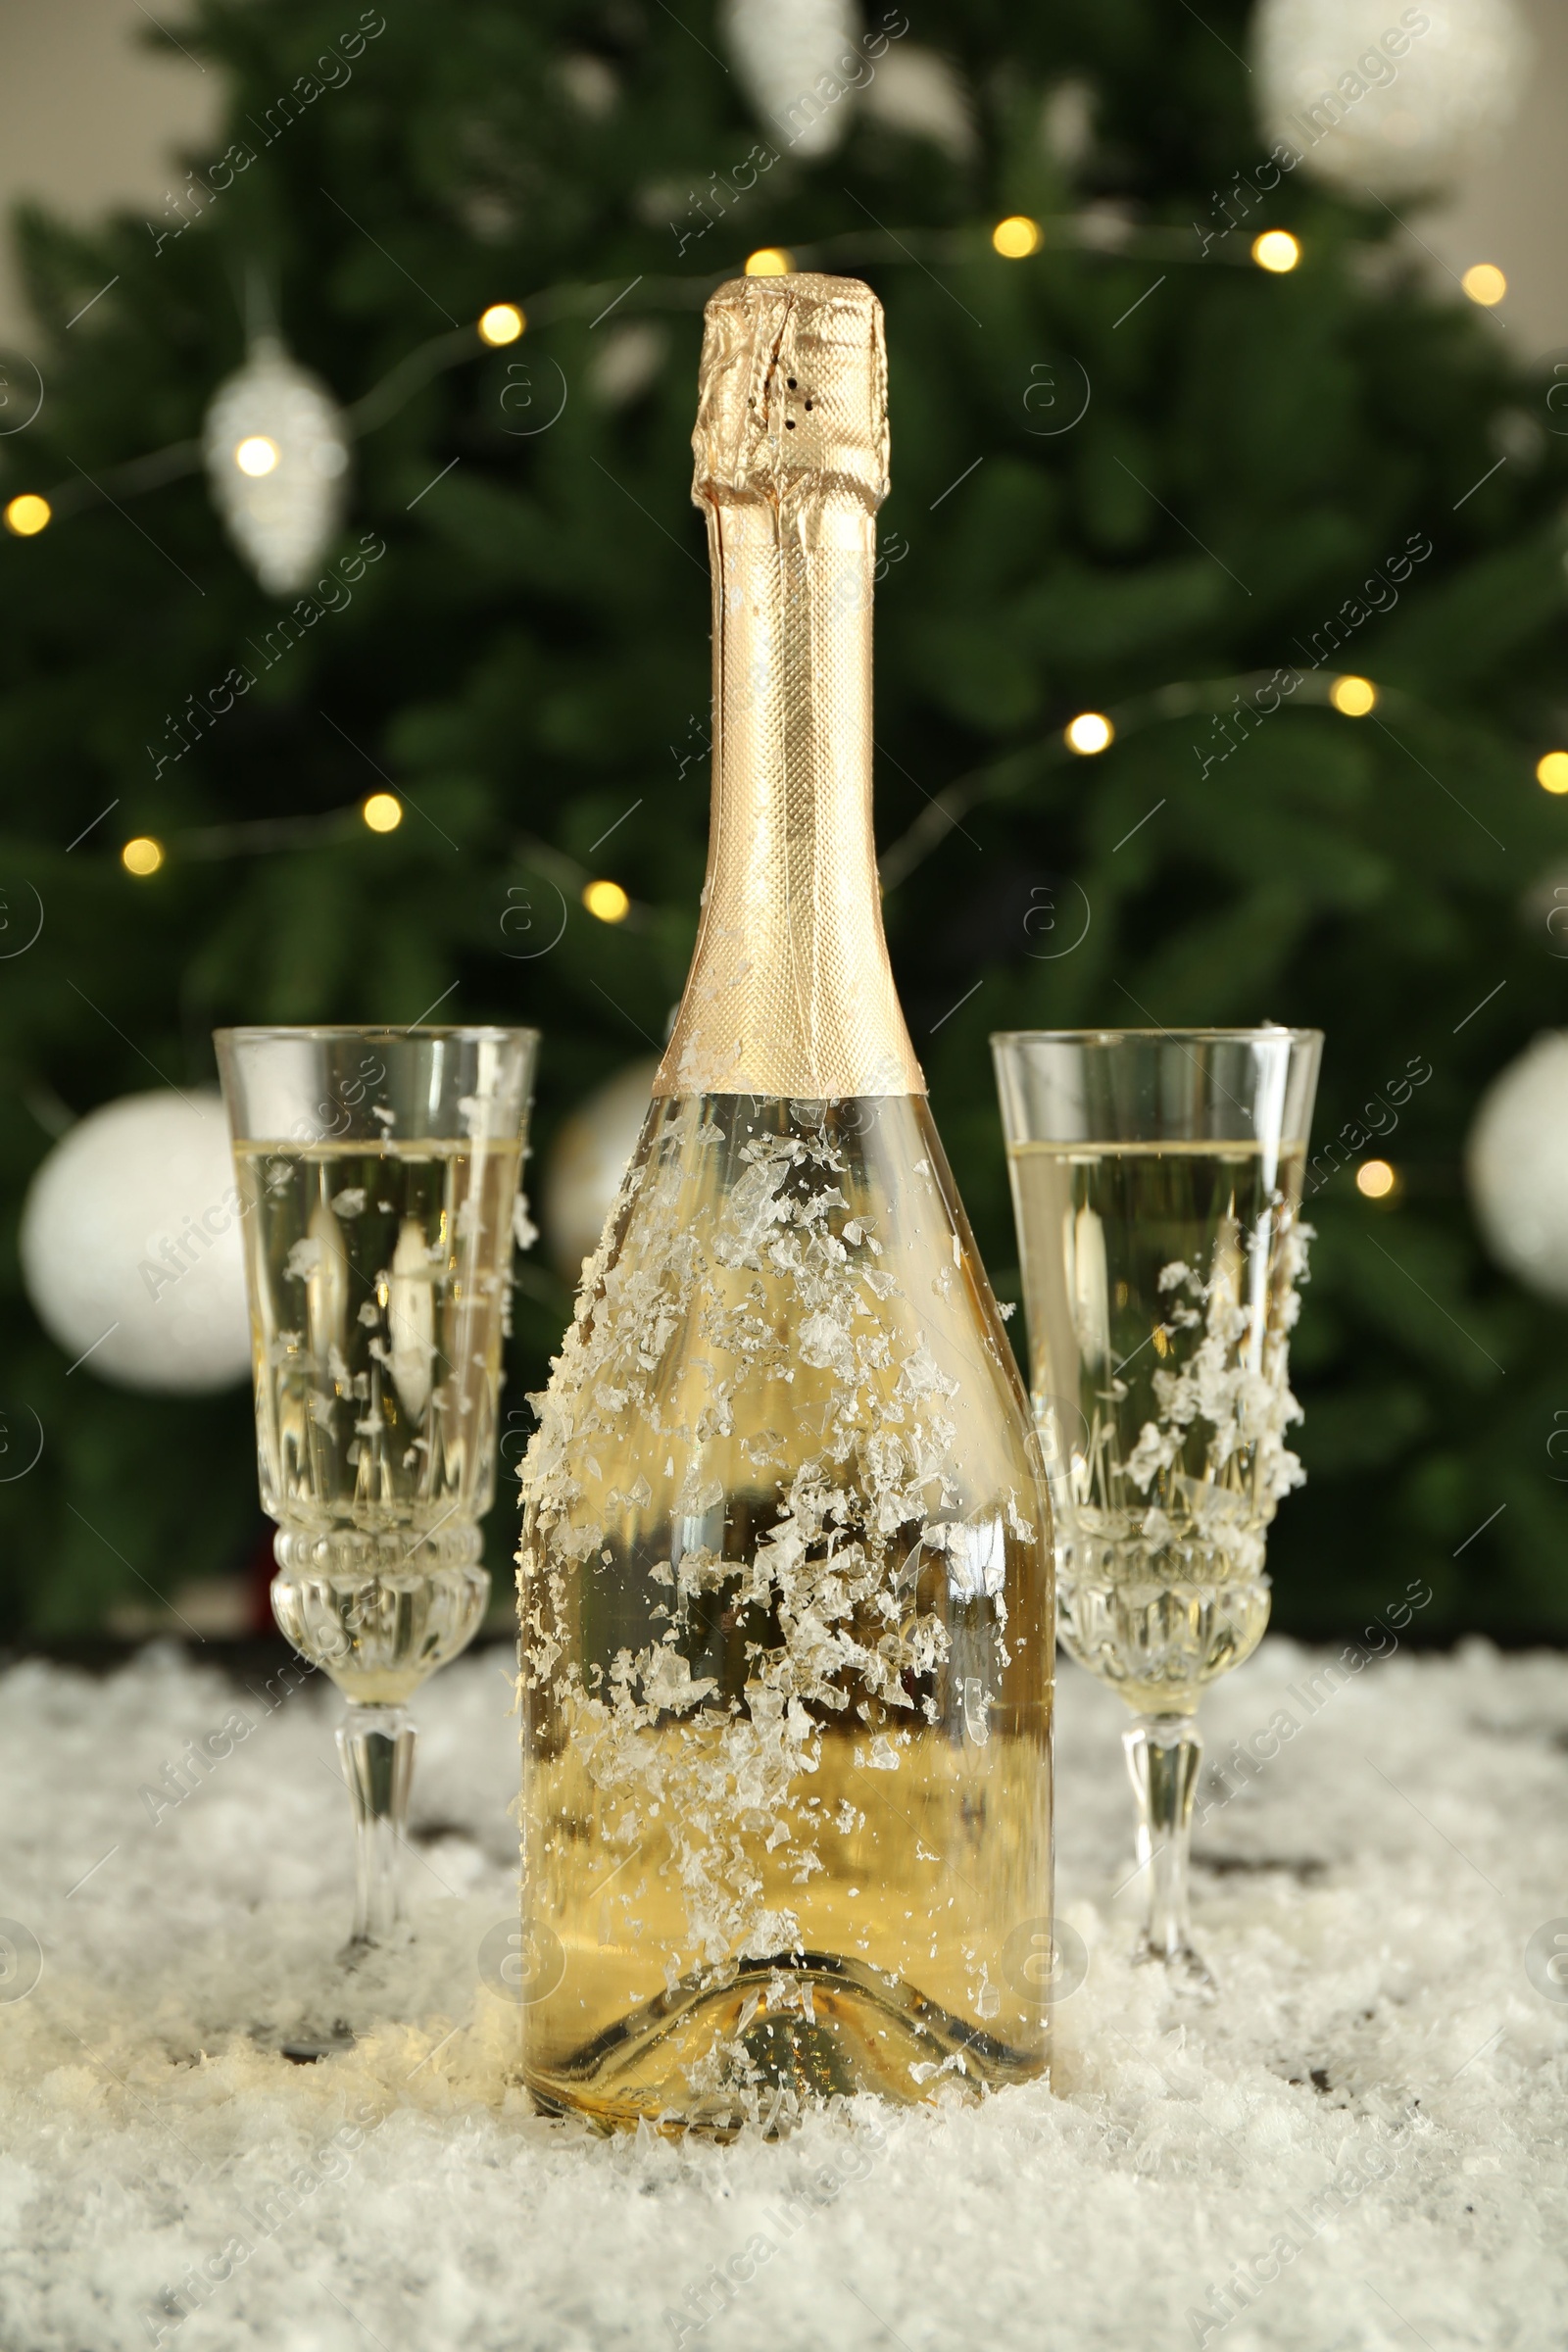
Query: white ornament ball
xmin=1253 ymin=0 xmax=1528 ymax=195
xmin=722 ymin=0 xmax=861 ymax=157
xmin=21 ymin=1091 xmax=252 ymax=1394
xmin=203 ymin=334 xmax=350 ymax=595
xmin=542 ymin=1059 xmax=660 ymax=1284
xmin=1466 ymin=1033 xmax=1568 ymax=1301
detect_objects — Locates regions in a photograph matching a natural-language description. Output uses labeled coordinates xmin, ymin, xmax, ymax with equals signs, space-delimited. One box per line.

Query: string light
xmin=1461 ymin=264 xmax=1506 ymax=308
xmin=992 ymin=217 xmax=1041 ymax=259
xmin=362 ymin=792 xmax=402 ymax=833
xmin=1251 ymin=229 xmax=1300 ymax=273
xmin=122 ymin=837 xmax=165 ymax=876
xmin=1330 ymin=674 xmax=1376 ymax=716
xmin=1357 ymin=1159 xmax=1396 ymax=1200
xmin=3 ymin=493 xmax=51 ymax=536
xmin=16 ymin=221 xmax=1466 ymax=550
xmin=1064 ymin=711 xmax=1113 ymax=755
xmin=1537 ymin=752 xmax=1568 ymax=795
xmin=233 ymin=435 xmax=279 ymax=478
xmin=477 ymin=303 xmax=525 ymax=347
xmin=582 ymin=878 xmax=630 ymax=923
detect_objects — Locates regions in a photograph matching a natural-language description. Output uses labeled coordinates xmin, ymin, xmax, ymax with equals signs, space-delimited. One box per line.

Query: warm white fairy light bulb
xmin=1065 ymin=711 xmax=1113 ymax=754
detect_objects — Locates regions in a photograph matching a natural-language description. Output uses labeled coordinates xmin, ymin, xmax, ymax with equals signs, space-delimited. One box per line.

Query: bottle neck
xmin=654 ymin=500 xmax=924 ymax=1101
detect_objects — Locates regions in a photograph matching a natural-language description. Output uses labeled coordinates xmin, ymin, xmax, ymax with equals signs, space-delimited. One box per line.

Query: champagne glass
xmin=216 ymin=1024 xmax=537 ymax=1977
xmin=992 ymin=1027 xmax=1320 ymax=1991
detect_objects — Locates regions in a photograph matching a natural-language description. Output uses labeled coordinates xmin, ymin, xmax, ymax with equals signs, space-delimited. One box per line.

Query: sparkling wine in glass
xmin=992 ymin=1027 xmax=1320 ymax=1991
xmin=216 ymin=1024 xmax=537 ymax=1974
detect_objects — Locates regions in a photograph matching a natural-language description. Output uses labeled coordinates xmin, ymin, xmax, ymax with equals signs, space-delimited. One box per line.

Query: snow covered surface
xmin=0 ymin=1633 xmax=1560 ymax=2350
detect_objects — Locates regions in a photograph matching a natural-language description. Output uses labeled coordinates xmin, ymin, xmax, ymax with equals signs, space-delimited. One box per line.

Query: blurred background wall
xmin=3 ymin=0 xmax=1566 ymax=352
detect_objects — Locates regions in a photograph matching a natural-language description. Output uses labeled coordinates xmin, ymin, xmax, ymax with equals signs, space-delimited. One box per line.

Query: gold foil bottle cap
xmin=692 ymin=272 xmax=890 ymax=524
xmin=657 ymin=269 xmax=923 ymax=1102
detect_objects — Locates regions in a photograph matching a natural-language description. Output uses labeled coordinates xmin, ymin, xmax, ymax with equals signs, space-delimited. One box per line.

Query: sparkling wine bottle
xmin=517 ymin=274 xmax=1054 ymax=2132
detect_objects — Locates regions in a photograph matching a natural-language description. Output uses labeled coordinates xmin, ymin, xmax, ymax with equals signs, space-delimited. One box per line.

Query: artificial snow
xmin=0 ymin=1632 xmax=1560 ymax=2349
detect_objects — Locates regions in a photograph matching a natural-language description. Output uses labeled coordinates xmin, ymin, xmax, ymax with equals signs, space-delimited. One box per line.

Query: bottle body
xmin=518 ymin=1091 xmax=1052 ymax=2130
xmin=517 ymin=271 xmax=1052 ymax=2130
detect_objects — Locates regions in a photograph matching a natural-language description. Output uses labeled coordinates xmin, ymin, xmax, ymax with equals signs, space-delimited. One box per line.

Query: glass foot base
xmin=248 ymin=1923 xmax=422 ymax=2059
xmin=1130 ymin=1932 xmax=1217 ymax=1998
xmin=252 ymin=2018 xmax=360 ymax=2063
xmin=337 ymin=1921 xmax=417 ymax=1967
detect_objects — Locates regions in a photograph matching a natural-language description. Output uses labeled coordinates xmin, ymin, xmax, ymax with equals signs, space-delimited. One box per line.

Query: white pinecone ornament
xmin=203 ymin=334 xmax=350 ymax=595
xmin=722 ymin=0 xmax=860 ymax=157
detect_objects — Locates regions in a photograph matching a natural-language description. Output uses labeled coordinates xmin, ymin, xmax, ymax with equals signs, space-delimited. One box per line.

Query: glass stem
xmin=1122 ymin=1711 xmax=1213 ymax=1989
xmin=337 ymin=1702 xmax=416 ymax=1949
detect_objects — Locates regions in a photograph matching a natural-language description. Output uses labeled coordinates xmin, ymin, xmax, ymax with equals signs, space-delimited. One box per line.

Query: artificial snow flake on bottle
xmin=202 ymin=334 xmax=350 ymax=594
xmin=516 ymin=275 xmax=1054 ymax=2134
xmin=722 ymin=0 xmax=860 ymax=156
xmin=1252 ymin=0 xmax=1528 ymax=195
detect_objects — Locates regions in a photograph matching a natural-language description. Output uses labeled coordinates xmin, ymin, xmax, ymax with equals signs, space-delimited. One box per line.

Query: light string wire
xmin=14 ymin=214 xmax=1271 ymax=522
xmin=82 ymin=671 xmax=1420 ymax=906
xmin=4 ymin=220 xmax=1510 ymax=900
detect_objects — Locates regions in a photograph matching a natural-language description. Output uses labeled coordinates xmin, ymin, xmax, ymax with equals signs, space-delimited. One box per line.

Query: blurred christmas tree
xmin=1 ymin=0 xmax=1565 ymax=1639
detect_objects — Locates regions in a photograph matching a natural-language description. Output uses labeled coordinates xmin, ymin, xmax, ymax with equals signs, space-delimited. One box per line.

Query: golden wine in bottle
xmin=517 ymin=274 xmax=1054 ymax=2132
